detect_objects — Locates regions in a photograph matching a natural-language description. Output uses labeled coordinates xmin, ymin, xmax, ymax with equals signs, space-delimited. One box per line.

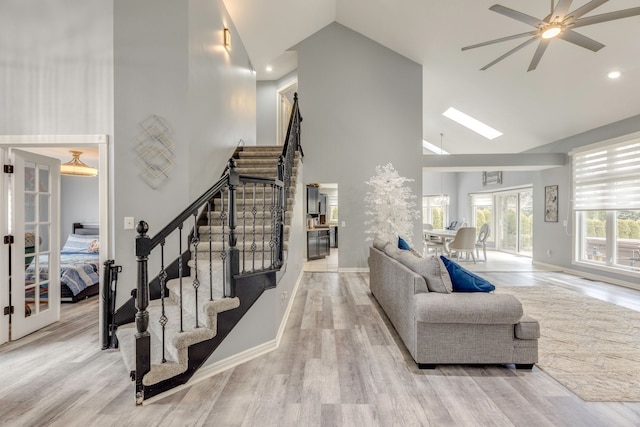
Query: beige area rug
xmin=497 ymin=285 xmax=640 ymax=402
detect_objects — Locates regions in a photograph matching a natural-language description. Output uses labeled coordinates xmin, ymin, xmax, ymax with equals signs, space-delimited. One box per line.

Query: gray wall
xmin=257 ymin=81 xmax=278 ymax=146
xmin=60 ymin=175 xmax=100 ymax=245
xmin=113 ymin=0 xmax=256 ymax=305
xmin=294 ymin=22 xmax=423 ymax=269
xmin=257 ymin=71 xmax=299 ymax=146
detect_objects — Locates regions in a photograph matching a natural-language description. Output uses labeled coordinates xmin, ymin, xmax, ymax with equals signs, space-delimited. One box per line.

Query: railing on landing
xmin=131 ymin=93 xmax=302 ymax=404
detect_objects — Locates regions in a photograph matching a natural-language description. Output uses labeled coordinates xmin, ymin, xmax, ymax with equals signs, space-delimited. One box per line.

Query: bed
xmin=26 ymin=223 xmax=101 ymax=303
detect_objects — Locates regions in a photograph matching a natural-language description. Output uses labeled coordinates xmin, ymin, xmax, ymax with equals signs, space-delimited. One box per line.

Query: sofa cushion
xmin=440 ymin=256 xmax=495 ymax=293
xmin=384 ymin=242 xmax=406 ymax=260
xmin=398 ymin=252 xmax=452 ymax=293
xmin=398 ymin=236 xmax=411 ymax=250
xmin=373 ymin=237 xmax=388 ymax=251
xmin=414 ymin=293 xmax=524 ymax=324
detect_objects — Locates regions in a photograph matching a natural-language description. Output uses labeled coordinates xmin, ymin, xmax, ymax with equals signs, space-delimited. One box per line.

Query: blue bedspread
xmin=26 ymin=253 xmax=100 ymax=296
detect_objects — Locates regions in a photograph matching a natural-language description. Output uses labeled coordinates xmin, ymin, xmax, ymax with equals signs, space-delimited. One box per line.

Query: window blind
xmin=470 ymin=193 xmax=493 ymax=206
xmin=572 ymin=138 xmax=640 ymax=210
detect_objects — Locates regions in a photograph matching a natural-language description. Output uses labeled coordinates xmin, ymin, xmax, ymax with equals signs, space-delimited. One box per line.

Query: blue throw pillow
xmin=439 ymin=256 xmax=495 ymax=292
xmin=398 ymin=236 xmax=411 ymax=251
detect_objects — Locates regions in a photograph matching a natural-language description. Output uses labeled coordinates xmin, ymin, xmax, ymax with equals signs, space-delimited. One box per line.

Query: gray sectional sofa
xmin=368 ymin=239 xmax=539 ymax=369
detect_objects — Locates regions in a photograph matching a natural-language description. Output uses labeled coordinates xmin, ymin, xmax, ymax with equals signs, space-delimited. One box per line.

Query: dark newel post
xmin=134 ymin=221 xmax=151 ymax=405
xmin=226 ymin=159 xmax=240 ymax=298
xmin=277 ymin=156 xmax=285 ymax=266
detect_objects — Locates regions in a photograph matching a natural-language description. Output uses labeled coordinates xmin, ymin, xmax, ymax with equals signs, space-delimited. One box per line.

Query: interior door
xmin=9 ymin=149 xmax=61 ymax=340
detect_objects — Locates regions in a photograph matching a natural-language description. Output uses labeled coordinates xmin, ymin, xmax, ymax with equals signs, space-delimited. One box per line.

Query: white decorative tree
xmin=364 ymin=163 xmax=419 ymax=245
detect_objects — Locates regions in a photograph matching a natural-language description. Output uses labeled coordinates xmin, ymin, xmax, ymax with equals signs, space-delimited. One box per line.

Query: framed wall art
xmin=482 ymin=171 xmax=502 ymax=186
xmin=545 ymin=185 xmax=558 ymax=222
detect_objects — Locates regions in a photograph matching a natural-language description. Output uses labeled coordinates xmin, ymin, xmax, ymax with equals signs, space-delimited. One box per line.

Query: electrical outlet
xmin=562 ymin=220 xmax=568 ymax=226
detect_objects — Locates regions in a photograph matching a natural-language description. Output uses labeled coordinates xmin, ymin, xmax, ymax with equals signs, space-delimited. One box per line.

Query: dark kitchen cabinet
xmin=319 ymin=193 xmax=327 ymax=215
xmin=307 ymin=229 xmax=330 ymax=260
xmin=307 ymin=185 xmax=319 ymax=215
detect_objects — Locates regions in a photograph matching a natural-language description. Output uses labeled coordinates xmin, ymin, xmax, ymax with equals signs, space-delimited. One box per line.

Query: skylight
xmin=423 ymin=140 xmax=449 ymax=155
xmin=442 ymin=107 xmax=503 ymax=140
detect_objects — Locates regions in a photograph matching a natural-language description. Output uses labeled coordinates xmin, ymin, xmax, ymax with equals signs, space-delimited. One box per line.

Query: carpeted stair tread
xmin=116 ymin=321 xmax=186 ymax=385
xmin=197 ymin=224 xmax=290 ymax=238
xmin=210 ymin=197 xmax=295 ymax=208
xmin=117 ymin=141 xmax=300 ymax=393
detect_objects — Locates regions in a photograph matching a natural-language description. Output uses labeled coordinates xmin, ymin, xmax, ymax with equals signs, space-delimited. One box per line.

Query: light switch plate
xmin=124 ymin=217 xmax=135 ymax=230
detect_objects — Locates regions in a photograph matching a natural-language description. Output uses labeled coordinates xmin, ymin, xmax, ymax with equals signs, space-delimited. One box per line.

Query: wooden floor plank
xmin=1 ymin=266 xmax=640 ymax=426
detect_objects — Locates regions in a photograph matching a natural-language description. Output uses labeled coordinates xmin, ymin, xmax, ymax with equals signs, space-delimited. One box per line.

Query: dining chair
xmin=423 ymin=230 xmax=444 ymax=256
xmin=446 ymin=227 xmax=477 ymax=263
xmin=475 ymin=223 xmax=490 ymax=261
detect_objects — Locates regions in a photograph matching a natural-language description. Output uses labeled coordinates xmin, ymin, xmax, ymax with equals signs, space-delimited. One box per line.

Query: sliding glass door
xmin=496 ymin=188 xmax=533 ymax=256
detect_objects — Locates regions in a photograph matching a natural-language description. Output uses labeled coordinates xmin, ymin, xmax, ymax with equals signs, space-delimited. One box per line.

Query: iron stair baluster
xmin=178 ymin=223 xmax=184 ymax=333
xmin=159 ymin=242 xmax=168 ymax=363
xmin=208 ymin=201 xmax=213 ymax=301
xmin=191 ymin=211 xmax=200 ymax=329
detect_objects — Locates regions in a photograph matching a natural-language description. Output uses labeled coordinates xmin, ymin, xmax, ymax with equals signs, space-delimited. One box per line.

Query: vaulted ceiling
xmin=224 ymin=0 xmax=640 ymax=154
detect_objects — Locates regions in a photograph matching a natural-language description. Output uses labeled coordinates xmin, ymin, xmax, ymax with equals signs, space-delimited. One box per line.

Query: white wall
xmin=294 ymin=22 xmax=423 ymax=269
xmin=0 ymin=0 xmax=113 ymax=135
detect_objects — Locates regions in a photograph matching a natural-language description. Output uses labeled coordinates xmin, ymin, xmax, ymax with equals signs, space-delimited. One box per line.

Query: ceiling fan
xmin=462 ymin=0 xmax=640 ymax=71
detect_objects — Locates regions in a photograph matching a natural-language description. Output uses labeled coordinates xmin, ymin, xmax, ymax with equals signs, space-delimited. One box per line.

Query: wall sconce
xmin=223 ymin=28 xmax=231 ymax=50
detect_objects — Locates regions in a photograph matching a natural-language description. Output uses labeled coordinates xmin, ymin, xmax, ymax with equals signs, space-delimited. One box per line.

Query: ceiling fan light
xmin=541 ymin=26 xmax=561 ymax=39
xmin=607 ymin=70 xmax=622 ymax=79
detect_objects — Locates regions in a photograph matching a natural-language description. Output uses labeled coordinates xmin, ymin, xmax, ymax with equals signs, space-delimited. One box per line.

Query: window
xmin=423 ymin=196 xmax=448 ymax=229
xmin=572 ymin=137 xmax=640 ymax=275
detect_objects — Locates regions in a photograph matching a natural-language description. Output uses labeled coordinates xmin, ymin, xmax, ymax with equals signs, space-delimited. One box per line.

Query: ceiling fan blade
xmin=572 ymin=7 xmax=640 ymax=28
xmin=550 ymin=0 xmax=573 ymax=21
xmin=480 ymin=36 xmax=538 ymax=70
xmin=557 ymin=29 xmax=605 ymax=51
xmin=527 ymin=39 xmax=550 ymax=71
xmin=489 ymin=4 xmax=546 ymax=27
xmin=462 ymin=31 xmax=536 ymax=51
xmin=566 ymin=0 xmax=608 ymax=21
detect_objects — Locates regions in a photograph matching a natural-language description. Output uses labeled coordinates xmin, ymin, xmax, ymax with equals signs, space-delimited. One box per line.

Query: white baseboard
xmin=144 ymin=269 xmax=305 ymax=406
xmin=276 ymin=269 xmax=304 ymax=345
xmin=338 ymin=268 xmax=369 ymax=273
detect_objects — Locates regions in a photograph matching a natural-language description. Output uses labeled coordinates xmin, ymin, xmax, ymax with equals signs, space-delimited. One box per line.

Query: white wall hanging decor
xmin=134 ymin=115 xmax=175 ymax=189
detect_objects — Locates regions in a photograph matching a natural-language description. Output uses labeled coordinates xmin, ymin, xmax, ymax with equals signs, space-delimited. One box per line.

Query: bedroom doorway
xmin=0 ymin=135 xmax=109 ymax=346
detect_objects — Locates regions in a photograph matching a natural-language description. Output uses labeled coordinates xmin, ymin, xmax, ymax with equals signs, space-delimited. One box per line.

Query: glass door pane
xmin=519 ymin=190 xmax=533 ymax=256
xmin=499 ymin=194 xmax=518 ymax=253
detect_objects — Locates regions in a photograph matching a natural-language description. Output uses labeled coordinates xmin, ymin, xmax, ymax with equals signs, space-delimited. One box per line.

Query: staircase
xmin=115 ymin=95 xmax=303 ymax=404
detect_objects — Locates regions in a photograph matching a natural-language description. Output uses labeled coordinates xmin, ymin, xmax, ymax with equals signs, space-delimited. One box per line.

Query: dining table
xmin=424 ymin=229 xmax=458 ymax=255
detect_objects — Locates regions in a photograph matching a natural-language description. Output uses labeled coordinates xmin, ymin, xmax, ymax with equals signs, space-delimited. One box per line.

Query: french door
xmin=1 ymin=149 xmax=61 ymax=341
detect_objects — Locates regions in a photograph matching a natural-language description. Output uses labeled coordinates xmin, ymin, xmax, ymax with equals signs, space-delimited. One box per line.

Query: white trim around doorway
xmin=0 ymin=134 xmax=110 ymax=346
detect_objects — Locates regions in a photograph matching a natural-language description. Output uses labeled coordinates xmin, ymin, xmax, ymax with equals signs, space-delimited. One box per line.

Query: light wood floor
xmin=1 ymin=256 xmax=640 ymax=426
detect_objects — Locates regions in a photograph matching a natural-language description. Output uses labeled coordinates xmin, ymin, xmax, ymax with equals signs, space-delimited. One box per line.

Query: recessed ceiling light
xmin=266 ymin=66 xmax=273 ymax=72
xmin=422 ymin=140 xmax=449 ymax=155
xmin=607 ymin=70 xmax=622 ymax=79
xmin=442 ymin=107 xmax=503 ymax=140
